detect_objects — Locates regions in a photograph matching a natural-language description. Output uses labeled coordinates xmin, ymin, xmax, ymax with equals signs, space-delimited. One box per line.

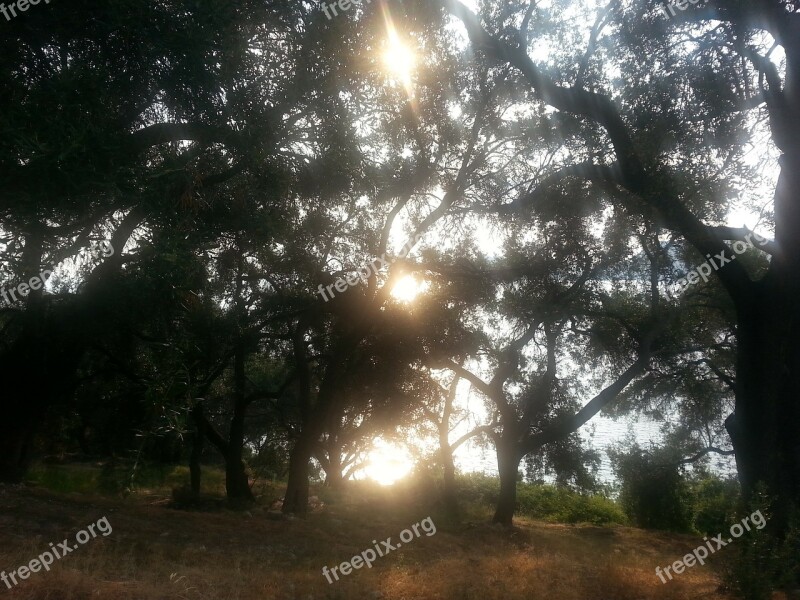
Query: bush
xmin=516 ymin=484 xmax=626 ymax=525
xmin=691 ymin=475 xmax=740 ymax=535
xmin=28 ymin=464 xmax=100 ymax=494
xmin=28 ymin=462 xmax=227 ymax=496
xmin=611 ymin=445 xmax=695 ymax=532
xmin=456 ymin=473 xmax=626 ymax=525
xmin=722 ymin=491 xmax=800 ymax=600
xmin=457 ymin=472 xmax=501 ymax=507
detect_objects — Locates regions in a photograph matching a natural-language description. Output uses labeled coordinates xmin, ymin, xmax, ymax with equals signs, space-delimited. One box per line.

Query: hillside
xmin=0 ymin=475 xmax=736 ymax=600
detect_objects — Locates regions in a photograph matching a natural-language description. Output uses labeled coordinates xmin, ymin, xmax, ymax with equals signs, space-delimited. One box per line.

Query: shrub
xmin=28 ymin=464 xmax=100 ymax=494
xmin=610 ymin=445 xmax=694 ymax=532
xmin=456 ymin=473 xmax=626 ymax=525
xmin=516 ymin=483 xmax=626 ymax=525
xmin=722 ymin=491 xmax=800 ymax=600
xmin=691 ymin=475 xmax=739 ymax=535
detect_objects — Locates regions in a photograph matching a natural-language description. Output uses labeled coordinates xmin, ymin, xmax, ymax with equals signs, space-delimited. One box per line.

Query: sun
xmin=363 ymin=439 xmax=413 ymax=486
xmin=383 ymin=38 xmax=415 ymax=84
xmin=391 ymin=274 xmax=422 ymax=302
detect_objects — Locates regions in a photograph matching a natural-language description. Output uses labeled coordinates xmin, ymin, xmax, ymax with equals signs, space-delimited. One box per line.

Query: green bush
xmin=457 ymin=472 xmax=501 ymax=506
xmin=722 ymin=491 xmax=800 ymax=600
xmin=691 ymin=475 xmax=740 ymax=535
xmin=28 ymin=462 xmax=227 ymax=496
xmin=455 ymin=473 xmax=626 ymax=525
xmin=28 ymin=464 xmax=100 ymax=494
xmin=516 ymin=483 xmax=626 ymax=525
xmin=610 ymin=445 xmax=695 ymax=532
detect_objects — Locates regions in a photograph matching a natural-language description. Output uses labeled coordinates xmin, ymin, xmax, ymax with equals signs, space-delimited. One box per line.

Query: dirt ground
xmin=0 ymin=482 xmax=739 ymax=600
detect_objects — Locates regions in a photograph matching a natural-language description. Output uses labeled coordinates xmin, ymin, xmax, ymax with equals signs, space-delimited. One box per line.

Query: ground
xmin=0 ymin=475 xmax=739 ymax=600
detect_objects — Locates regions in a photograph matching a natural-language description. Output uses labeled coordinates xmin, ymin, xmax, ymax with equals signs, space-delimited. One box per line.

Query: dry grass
xmin=0 ymin=481 xmax=737 ymax=600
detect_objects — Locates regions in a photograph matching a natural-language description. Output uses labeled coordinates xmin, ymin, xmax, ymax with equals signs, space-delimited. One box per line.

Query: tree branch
xmin=440 ymin=0 xmax=756 ymax=309
xmin=677 ymin=445 xmax=735 ymax=465
xmin=128 ymin=123 xmax=240 ymax=154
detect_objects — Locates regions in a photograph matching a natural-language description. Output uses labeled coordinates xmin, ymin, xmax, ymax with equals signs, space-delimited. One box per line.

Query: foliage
xmin=691 ymin=474 xmax=740 ymax=536
xmin=611 ymin=442 xmax=744 ymax=535
xmin=27 ymin=464 xmax=101 ymax=495
xmin=722 ymin=489 xmax=800 ymax=600
xmin=516 ymin=484 xmax=626 ymax=525
xmin=28 ymin=463 xmax=226 ymax=496
xmin=610 ymin=444 xmax=694 ymax=532
xmin=457 ymin=473 xmax=626 ymax=525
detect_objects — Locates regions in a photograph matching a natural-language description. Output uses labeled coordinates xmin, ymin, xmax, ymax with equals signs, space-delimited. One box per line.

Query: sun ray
xmin=363 ymin=439 xmax=413 ymax=485
xmin=391 ymin=274 xmax=422 ymax=302
xmin=380 ymin=6 xmax=417 ymax=101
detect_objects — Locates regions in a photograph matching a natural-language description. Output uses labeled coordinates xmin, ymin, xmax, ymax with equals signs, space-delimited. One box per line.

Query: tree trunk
xmin=0 ymin=330 xmax=71 ymax=483
xmin=0 ymin=427 xmax=33 ymax=483
xmin=493 ymin=436 xmax=521 ymax=526
xmin=729 ymin=72 xmax=800 ymax=534
xmin=439 ymin=436 xmax=458 ymax=512
xmin=442 ymin=454 xmax=459 ymax=513
xmin=190 ymin=407 xmax=205 ymax=496
xmin=282 ymin=428 xmax=317 ymax=514
xmin=324 ymin=450 xmax=344 ymax=488
xmin=225 ymin=448 xmax=253 ymax=502
xmin=226 ymin=344 xmax=254 ymax=504
xmin=732 ymin=300 xmax=799 ymax=531
xmin=283 ymin=324 xmax=353 ymax=514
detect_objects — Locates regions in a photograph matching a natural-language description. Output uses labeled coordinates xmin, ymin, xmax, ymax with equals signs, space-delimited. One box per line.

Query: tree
xmin=430 ymin=0 xmax=800 ymax=538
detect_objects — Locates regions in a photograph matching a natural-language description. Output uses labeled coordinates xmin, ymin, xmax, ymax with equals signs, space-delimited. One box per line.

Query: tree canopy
xmin=1 ymin=3 xmax=798 ymax=592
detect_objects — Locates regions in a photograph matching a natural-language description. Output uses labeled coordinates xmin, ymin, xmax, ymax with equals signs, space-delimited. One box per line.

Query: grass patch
xmin=27 ymin=463 xmax=228 ymax=497
xmin=0 ymin=480 xmax=733 ymax=600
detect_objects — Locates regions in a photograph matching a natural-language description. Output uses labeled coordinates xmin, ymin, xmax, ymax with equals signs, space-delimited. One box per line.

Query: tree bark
xmin=728 ymin=45 xmax=800 ymax=532
xmin=225 ymin=343 xmax=254 ymax=503
xmin=730 ymin=174 xmax=800 ymax=534
xmin=441 ymin=445 xmax=458 ymax=511
xmin=282 ymin=426 xmax=318 ymax=514
xmin=493 ymin=435 xmax=521 ymax=526
xmin=190 ymin=406 xmax=205 ymax=496
xmin=323 ymin=448 xmax=344 ymax=488
xmin=0 ymin=427 xmax=33 ymax=483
